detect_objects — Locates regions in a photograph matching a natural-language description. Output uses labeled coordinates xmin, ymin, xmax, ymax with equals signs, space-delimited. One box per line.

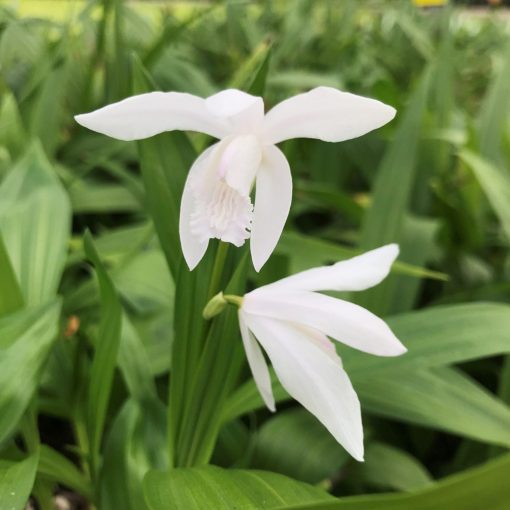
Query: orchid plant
xmin=75 ymin=86 xmax=402 ymax=462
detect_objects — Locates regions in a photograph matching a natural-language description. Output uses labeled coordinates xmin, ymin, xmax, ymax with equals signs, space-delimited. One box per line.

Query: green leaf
xmin=459 ymin=149 xmax=510 ymax=243
xmin=356 ymin=442 xmax=432 ymax=492
xmin=170 ymin=250 xmax=249 ymax=467
xmin=69 ymin=181 xmax=141 ymax=214
xmin=84 ymin=231 xmax=122 ymax=476
xmin=27 ymin=63 xmax=69 ymax=157
xmin=0 ymin=232 xmax=24 ymax=317
xmin=100 ymin=399 xmax=166 ymax=510
xmin=222 ymin=370 xmax=288 ymax=423
xmin=358 ymin=70 xmax=430 ymax=314
xmin=278 ymin=232 xmax=447 ymax=282
xmin=167 ymin=247 xmax=216 ymax=467
xmin=38 ymin=445 xmax=93 ymax=500
xmin=250 ymin=408 xmax=349 ymax=484
xmin=0 ymin=301 xmax=61 ymax=444
xmin=118 ymin=314 xmax=158 ymax=404
xmin=360 ymin=71 xmax=429 ymax=250
xmin=287 ymin=453 xmax=510 ymax=510
xmin=0 ymin=453 xmax=39 ymax=510
xmin=357 ymin=367 xmax=510 ymax=447
xmin=143 ymin=466 xmax=334 ymax=510
xmin=229 ymin=40 xmax=272 ymax=94
xmin=114 ymin=248 xmax=174 ymax=315
xmin=0 ymin=91 xmax=27 ymax=159
xmin=344 ymin=303 xmax=510 ymax=377
xmin=385 ymin=215 xmax=438 ymax=314
xmin=478 ymin=40 xmax=510 ymax=163
xmin=0 ymin=142 xmax=71 ymax=307
xmin=247 ymin=44 xmax=272 ymax=96
xmin=100 ymin=401 xmax=147 ymax=510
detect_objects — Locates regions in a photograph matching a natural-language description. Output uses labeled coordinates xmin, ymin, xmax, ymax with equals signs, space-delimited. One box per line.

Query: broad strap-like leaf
xmin=357 ymin=69 xmax=430 ymax=315
xmin=0 ymin=301 xmax=61 ymax=444
xmin=356 ymin=367 xmax=510 ymax=448
xmin=0 ymin=453 xmax=39 ymax=510
xmin=343 ymin=302 xmax=510 ymax=377
xmin=285 ymin=453 xmax=510 ymax=510
xmin=143 ymin=465 xmax=334 ymax=510
xmin=459 ymin=150 xmax=510 ymax=243
xmin=0 ymin=142 xmax=71 ymax=306
xmin=0 ymin=232 xmax=24 ymax=317
xmin=84 ymin=231 xmax=122 ymax=476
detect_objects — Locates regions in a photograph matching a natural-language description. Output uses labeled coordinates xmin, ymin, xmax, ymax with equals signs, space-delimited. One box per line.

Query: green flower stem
xmin=223 ymin=294 xmax=243 ymax=307
xmin=169 ymin=241 xmax=232 ymax=467
xmin=170 ymin=244 xmax=250 ymax=467
xmin=207 ymin=241 xmax=230 ymax=299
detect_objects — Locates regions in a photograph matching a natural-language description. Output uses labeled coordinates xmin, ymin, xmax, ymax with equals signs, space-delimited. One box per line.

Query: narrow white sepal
xmin=265 ymin=244 xmax=399 ymax=292
xmin=239 ymin=311 xmax=275 ymax=412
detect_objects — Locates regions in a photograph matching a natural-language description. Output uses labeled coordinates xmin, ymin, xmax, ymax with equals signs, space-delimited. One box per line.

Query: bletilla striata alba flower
xmin=75 ymin=87 xmax=395 ymax=271
xmin=237 ymin=244 xmax=406 ymax=461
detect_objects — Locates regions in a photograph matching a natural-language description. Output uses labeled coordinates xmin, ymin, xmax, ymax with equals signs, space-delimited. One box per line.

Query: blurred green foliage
xmin=0 ymin=0 xmax=510 ymax=508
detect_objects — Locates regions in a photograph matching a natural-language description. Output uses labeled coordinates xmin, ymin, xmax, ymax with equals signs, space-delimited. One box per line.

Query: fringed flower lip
xmin=75 ymin=87 xmax=396 ymax=271
xmin=237 ymin=244 xmax=406 ymax=461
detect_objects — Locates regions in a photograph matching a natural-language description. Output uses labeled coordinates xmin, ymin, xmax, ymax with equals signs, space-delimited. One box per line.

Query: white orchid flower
xmin=237 ymin=244 xmax=406 ymax=461
xmin=75 ymin=87 xmax=395 ymax=271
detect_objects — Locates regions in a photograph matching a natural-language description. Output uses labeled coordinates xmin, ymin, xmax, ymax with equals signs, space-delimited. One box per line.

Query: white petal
xmin=265 ymin=244 xmax=399 ymax=292
xmin=243 ymin=290 xmax=406 ymax=357
xmin=75 ymin=92 xmax=229 ymax=141
xmin=250 ymin=145 xmax=292 ymax=272
xmin=206 ymin=89 xmax=261 ymax=118
xmin=206 ymin=89 xmax=264 ymax=134
xmin=239 ymin=311 xmax=275 ymax=412
xmin=244 ymin=314 xmax=364 ymax=460
xmin=262 ymin=86 xmax=396 ymax=145
xmin=218 ymin=135 xmax=261 ymax=195
xmin=179 ymin=145 xmax=217 ymax=270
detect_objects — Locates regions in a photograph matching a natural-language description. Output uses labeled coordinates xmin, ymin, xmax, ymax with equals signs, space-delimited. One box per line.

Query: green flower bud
xmin=202 ymin=292 xmax=227 ymax=319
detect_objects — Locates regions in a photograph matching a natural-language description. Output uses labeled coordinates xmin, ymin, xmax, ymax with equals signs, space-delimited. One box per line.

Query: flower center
xmin=190 ymin=177 xmax=253 ymax=247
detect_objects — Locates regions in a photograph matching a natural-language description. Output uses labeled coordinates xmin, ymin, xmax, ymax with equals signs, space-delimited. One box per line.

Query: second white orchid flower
xmin=75 ymin=87 xmax=395 ymax=271
xmin=237 ymin=244 xmax=406 ymax=461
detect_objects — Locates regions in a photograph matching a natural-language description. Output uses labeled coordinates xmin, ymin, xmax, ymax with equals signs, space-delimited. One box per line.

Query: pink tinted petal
xmin=244 ymin=314 xmax=364 ymax=460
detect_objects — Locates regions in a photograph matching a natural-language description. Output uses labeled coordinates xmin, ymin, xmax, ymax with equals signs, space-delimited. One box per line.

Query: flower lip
xmin=187 ymin=135 xmax=263 ymax=247
xmin=190 ymin=176 xmax=253 ymax=247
